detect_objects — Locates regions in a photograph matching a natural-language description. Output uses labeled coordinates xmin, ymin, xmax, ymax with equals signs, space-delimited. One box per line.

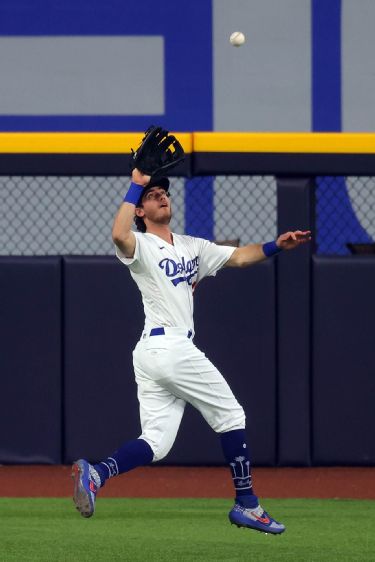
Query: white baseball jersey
xmin=116 ymin=231 xmax=235 ymax=334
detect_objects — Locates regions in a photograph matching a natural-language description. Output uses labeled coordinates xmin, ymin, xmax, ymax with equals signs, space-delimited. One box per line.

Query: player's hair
xmin=134 ymin=214 xmax=147 ymax=232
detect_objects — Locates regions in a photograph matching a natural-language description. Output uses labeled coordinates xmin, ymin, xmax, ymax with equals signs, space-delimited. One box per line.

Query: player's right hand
xmin=132 ymin=168 xmax=151 ymax=187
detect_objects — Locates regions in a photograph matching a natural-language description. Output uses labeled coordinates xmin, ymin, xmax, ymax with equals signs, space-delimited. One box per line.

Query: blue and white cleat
xmin=229 ymin=503 xmax=286 ymax=535
xmin=72 ymin=459 xmax=99 ymax=518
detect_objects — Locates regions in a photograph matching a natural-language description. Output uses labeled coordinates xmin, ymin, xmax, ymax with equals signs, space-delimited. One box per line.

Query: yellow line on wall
xmin=193 ymin=132 xmax=375 ymax=154
xmin=0 ymin=132 xmax=193 ymax=154
xmin=0 ymin=132 xmax=374 ymax=154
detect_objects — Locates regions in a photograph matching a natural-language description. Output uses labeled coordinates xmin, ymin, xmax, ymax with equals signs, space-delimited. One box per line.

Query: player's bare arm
xmin=225 ymin=230 xmax=312 ymax=268
xmin=112 ymin=169 xmax=151 ymax=258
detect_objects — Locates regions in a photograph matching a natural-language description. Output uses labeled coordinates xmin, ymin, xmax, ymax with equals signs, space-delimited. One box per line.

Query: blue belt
xmin=150 ymin=327 xmax=193 ymax=339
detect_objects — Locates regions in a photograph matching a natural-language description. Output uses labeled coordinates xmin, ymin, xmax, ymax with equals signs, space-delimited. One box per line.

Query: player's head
xmin=134 ymin=177 xmax=171 ymax=232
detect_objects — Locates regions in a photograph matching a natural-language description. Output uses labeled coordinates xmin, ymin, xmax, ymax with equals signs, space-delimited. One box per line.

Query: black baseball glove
xmin=131 ymin=125 xmax=185 ymax=178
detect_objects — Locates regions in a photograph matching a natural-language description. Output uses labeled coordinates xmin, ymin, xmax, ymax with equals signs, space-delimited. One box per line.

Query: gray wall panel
xmin=0 ymin=36 xmax=164 ymax=115
xmin=342 ymin=0 xmax=375 ymax=131
xmin=213 ymin=0 xmax=311 ymax=131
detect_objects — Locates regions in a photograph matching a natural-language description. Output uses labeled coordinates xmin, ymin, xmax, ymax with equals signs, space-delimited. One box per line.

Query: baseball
xmin=230 ymin=31 xmax=245 ymax=47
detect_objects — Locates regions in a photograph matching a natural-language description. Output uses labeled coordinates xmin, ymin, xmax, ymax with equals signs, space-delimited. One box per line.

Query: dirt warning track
xmin=0 ymin=466 xmax=374 ymax=499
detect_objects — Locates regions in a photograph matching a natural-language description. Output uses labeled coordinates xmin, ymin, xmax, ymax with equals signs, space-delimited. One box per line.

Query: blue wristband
xmin=124 ymin=182 xmax=144 ymax=205
xmin=262 ymin=240 xmax=282 ymax=257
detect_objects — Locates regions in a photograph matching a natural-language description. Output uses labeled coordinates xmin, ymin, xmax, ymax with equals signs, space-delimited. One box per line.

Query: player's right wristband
xmin=262 ymin=240 xmax=282 ymax=257
xmin=124 ymin=182 xmax=144 ymax=205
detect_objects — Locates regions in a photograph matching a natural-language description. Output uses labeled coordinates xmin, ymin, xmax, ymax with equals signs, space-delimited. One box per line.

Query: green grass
xmin=0 ymin=498 xmax=374 ymax=562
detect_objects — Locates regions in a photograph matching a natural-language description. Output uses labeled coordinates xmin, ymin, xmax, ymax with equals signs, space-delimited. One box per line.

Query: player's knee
xmin=231 ymin=405 xmax=246 ymax=430
xmin=140 ymin=436 xmax=172 ymax=463
xmin=151 ymin=442 xmax=173 ymax=462
xmin=213 ymin=405 xmax=246 ymax=433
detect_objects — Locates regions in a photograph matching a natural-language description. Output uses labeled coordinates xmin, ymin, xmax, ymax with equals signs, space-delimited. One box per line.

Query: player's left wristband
xmin=262 ymin=240 xmax=282 ymax=257
xmin=124 ymin=182 xmax=144 ymax=205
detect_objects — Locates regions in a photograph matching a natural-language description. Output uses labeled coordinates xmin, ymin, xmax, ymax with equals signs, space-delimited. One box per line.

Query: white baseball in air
xmin=230 ymin=31 xmax=245 ymax=47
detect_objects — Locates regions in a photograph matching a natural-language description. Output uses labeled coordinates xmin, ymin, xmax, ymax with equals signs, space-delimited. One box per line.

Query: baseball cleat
xmin=72 ymin=459 xmax=99 ymax=518
xmin=228 ymin=503 xmax=286 ymax=535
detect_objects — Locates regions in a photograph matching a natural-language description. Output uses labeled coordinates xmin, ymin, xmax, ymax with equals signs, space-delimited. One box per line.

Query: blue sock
xmin=220 ymin=429 xmax=258 ymax=509
xmin=93 ymin=438 xmax=154 ymax=487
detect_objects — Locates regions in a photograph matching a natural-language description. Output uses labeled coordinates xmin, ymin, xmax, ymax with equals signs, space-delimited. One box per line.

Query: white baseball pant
xmin=132 ymin=327 xmax=246 ymax=462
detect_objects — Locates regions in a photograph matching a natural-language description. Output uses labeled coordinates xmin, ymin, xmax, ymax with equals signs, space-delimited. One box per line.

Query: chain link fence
xmin=2 ymin=173 xmax=375 ymax=256
xmin=1 ymin=175 xmax=277 ymax=255
xmin=316 ymin=176 xmax=375 ymax=255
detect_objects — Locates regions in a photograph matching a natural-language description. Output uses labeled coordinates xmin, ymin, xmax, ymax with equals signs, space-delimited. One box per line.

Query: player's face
xmin=141 ymin=187 xmax=172 ymax=224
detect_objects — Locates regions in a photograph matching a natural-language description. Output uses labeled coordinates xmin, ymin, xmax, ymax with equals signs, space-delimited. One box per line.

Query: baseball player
xmin=72 ymin=168 xmax=311 ymax=534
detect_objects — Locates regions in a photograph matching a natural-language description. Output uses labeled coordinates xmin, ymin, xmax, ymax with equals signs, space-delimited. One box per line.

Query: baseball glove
xmin=131 ymin=125 xmax=185 ymax=178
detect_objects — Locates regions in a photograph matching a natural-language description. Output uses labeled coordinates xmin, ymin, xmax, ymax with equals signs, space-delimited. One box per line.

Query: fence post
xmin=276 ymin=176 xmax=315 ymax=466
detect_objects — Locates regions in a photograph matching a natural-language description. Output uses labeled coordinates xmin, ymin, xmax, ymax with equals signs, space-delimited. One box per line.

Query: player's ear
xmin=135 ymin=206 xmax=145 ymax=218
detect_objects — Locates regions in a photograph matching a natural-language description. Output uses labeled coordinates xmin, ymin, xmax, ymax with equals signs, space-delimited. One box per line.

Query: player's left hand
xmin=276 ymin=230 xmax=312 ymax=250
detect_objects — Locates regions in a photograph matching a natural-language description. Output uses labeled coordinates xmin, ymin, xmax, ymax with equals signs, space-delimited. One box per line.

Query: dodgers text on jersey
xmin=158 ymin=256 xmax=199 ymax=286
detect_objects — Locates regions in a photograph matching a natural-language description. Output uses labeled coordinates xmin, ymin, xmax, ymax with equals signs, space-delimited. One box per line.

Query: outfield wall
xmin=1 ymin=133 xmax=375 ymax=467
xmin=1 ymin=255 xmax=374 ymax=467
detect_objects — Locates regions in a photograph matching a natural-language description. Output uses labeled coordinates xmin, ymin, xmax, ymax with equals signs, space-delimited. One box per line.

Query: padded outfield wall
xmin=1 ymin=132 xmax=375 ymax=467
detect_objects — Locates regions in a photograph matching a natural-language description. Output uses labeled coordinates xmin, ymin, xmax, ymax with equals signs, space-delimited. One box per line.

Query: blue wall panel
xmin=2 ymin=255 xmax=375 ymax=466
xmin=63 ymin=256 xmax=144 ymax=463
xmin=0 ymin=257 xmax=62 ymax=463
xmin=191 ymin=261 xmax=277 ymax=466
xmin=313 ymin=256 xmax=375 ymax=464
xmin=277 ymin=177 xmax=315 ymax=466
xmin=312 ymin=0 xmax=342 ymax=132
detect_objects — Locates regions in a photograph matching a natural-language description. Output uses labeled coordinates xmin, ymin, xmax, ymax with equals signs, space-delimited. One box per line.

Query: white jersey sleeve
xmin=195 ymin=238 xmax=236 ymax=282
xmin=115 ymin=231 xmax=146 ymax=274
